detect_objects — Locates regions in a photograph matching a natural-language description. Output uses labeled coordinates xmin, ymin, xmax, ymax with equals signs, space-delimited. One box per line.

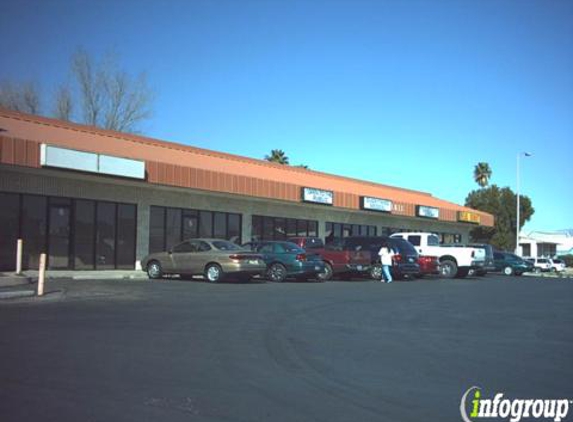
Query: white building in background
xmin=518 ymin=230 xmax=573 ymax=258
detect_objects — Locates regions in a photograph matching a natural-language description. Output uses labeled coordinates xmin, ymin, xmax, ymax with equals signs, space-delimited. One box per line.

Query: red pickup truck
xmin=288 ymin=237 xmax=371 ymax=281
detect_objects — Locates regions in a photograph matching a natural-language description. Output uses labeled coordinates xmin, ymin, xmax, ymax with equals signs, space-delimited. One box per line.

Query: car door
xmin=493 ymin=252 xmax=504 ymax=271
xmin=190 ymin=240 xmax=214 ymax=274
xmin=257 ymin=243 xmax=274 ymax=266
xmin=170 ymin=241 xmax=196 ymax=274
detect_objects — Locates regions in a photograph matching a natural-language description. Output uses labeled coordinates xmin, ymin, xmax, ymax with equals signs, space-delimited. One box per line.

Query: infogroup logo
xmin=460 ymin=386 xmax=571 ymax=422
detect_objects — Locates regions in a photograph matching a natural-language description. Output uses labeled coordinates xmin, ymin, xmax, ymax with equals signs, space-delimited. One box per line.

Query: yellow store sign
xmin=458 ymin=211 xmax=481 ymax=224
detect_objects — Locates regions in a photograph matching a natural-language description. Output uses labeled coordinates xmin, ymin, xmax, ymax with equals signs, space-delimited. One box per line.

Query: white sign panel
xmin=41 ymin=144 xmax=145 ymax=179
xmin=40 ymin=144 xmax=98 ymax=173
xmin=362 ymin=196 xmax=393 ymax=212
xmin=417 ymin=205 xmax=440 ymax=219
xmin=302 ymin=187 xmax=333 ymax=205
xmin=99 ymin=154 xmax=145 ymax=179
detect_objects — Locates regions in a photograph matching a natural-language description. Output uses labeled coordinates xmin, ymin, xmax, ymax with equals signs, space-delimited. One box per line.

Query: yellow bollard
xmin=38 ymin=253 xmax=46 ymax=297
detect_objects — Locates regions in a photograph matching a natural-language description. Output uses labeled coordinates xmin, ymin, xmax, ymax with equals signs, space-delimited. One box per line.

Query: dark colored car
xmin=288 ymin=236 xmax=371 ymax=281
xmin=493 ymin=251 xmax=534 ymax=276
xmin=241 ymin=241 xmax=325 ymax=282
xmin=141 ymin=238 xmax=266 ymax=282
xmin=467 ymin=243 xmax=495 ymax=275
xmin=343 ymin=236 xmax=420 ymax=280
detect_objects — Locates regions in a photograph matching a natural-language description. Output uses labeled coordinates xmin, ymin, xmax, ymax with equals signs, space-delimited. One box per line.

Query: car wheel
xmin=146 ymin=261 xmax=163 ymax=279
xmin=439 ymin=260 xmax=458 ymax=279
xmin=503 ymin=266 xmax=514 ymax=276
xmin=370 ymin=264 xmax=382 ymax=280
xmin=267 ymin=263 xmax=287 ymax=282
xmin=205 ymin=264 xmax=224 ymax=283
xmin=317 ymin=262 xmax=333 ymax=282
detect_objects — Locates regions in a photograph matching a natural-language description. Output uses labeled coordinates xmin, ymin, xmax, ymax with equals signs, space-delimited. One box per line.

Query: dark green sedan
xmin=242 ymin=241 xmax=325 ymax=282
xmin=493 ymin=251 xmax=534 ymax=276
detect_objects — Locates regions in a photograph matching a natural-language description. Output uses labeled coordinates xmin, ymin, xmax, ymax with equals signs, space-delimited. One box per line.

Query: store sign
xmin=40 ymin=144 xmax=145 ymax=179
xmin=302 ymin=187 xmax=333 ymax=205
xmin=458 ymin=211 xmax=481 ymax=224
xmin=417 ymin=205 xmax=439 ymax=219
xmin=361 ymin=196 xmax=393 ymax=213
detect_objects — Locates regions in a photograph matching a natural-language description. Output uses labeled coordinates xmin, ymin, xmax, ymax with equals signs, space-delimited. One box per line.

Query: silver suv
xmin=525 ymin=257 xmax=552 ymax=273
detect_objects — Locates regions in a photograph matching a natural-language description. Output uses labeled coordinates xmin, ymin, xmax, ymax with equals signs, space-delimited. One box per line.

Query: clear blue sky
xmin=1 ymin=0 xmax=571 ymax=232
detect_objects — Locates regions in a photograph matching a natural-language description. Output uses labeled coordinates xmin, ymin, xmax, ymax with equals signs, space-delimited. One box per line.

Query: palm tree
xmin=264 ymin=149 xmax=289 ymax=165
xmin=474 ymin=162 xmax=492 ymax=188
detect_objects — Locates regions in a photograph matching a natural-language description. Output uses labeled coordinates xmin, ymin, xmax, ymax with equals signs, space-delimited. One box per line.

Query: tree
xmin=0 ymin=48 xmax=154 ymax=133
xmin=264 ymin=149 xmax=289 ymax=165
xmin=71 ymin=49 xmax=153 ymax=132
xmin=465 ymin=185 xmax=534 ymax=251
xmin=0 ymin=81 xmax=41 ymax=114
xmin=473 ymin=162 xmax=492 ymax=188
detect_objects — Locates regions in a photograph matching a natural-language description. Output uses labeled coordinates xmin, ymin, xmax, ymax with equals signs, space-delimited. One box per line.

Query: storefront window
xmin=21 ymin=195 xmax=47 ymax=269
xmin=199 ymin=211 xmax=213 ymax=237
xmin=0 ymin=192 xmax=136 ymax=270
xmin=96 ymin=202 xmax=116 ymax=270
xmin=213 ymin=212 xmax=227 ymax=239
xmin=74 ymin=200 xmax=96 ymax=269
xmin=166 ymin=208 xmax=182 ymax=250
xmin=116 ymin=204 xmax=136 ymax=269
xmin=0 ymin=193 xmax=20 ymax=271
xmin=182 ymin=210 xmax=199 ymax=240
xmin=252 ymin=215 xmax=319 ymax=241
xmin=149 ymin=206 xmax=166 ymax=253
xmin=150 ymin=206 xmax=242 ymax=248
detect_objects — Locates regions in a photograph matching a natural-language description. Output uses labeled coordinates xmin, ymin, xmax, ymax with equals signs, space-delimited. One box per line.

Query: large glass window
xmin=116 ymin=204 xmax=136 ymax=269
xmin=325 ymin=222 xmax=377 ymax=245
xmin=96 ymin=202 xmax=116 ymax=270
xmin=228 ymin=214 xmax=241 ymax=244
xmin=0 ymin=192 xmax=136 ymax=270
xmin=21 ymin=195 xmax=47 ymax=269
xmin=0 ymin=193 xmax=20 ymax=271
xmin=252 ymin=215 xmax=318 ymax=241
xmin=149 ymin=206 xmax=166 ymax=253
xmin=182 ymin=210 xmax=199 ymax=240
xmin=48 ymin=197 xmax=71 ymax=269
xmin=213 ymin=212 xmax=227 ymax=239
xmin=149 ymin=206 xmax=242 ymax=250
xmin=199 ymin=211 xmax=213 ymax=237
xmin=73 ymin=200 xmax=95 ymax=270
xmin=166 ymin=208 xmax=182 ymax=250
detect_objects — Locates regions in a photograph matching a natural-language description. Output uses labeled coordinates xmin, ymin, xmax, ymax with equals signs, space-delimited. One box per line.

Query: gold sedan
xmin=141 ymin=239 xmax=267 ymax=283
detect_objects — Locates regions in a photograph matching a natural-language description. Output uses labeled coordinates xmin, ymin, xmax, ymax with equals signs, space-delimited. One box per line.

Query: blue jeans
xmin=382 ymin=265 xmax=393 ymax=282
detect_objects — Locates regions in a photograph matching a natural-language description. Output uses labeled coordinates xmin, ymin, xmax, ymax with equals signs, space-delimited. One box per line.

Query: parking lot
xmin=1 ymin=275 xmax=572 ymax=422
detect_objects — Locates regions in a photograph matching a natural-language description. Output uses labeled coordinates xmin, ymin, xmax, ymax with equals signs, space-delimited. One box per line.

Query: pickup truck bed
xmin=288 ymin=237 xmax=371 ymax=280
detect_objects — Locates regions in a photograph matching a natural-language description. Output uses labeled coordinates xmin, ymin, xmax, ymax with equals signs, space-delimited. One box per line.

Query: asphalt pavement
xmin=1 ymin=275 xmax=572 ymax=422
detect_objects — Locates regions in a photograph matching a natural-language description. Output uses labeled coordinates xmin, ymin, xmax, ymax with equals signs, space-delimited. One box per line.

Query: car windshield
xmin=212 ymin=240 xmax=242 ymax=251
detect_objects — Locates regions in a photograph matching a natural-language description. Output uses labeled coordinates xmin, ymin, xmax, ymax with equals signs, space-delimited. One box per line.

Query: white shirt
xmin=378 ymin=246 xmax=394 ymax=266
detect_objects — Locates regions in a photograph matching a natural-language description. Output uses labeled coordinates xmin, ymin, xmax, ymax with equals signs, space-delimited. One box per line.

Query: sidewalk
xmin=0 ymin=270 xmax=147 ymax=301
xmin=21 ymin=269 xmax=148 ymax=281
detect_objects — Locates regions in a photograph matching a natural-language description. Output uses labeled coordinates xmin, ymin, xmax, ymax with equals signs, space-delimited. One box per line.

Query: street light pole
xmin=516 ymin=152 xmax=532 ymax=255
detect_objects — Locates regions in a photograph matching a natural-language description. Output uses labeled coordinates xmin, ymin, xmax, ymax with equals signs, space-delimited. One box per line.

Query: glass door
xmin=48 ymin=198 xmax=71 ymax=269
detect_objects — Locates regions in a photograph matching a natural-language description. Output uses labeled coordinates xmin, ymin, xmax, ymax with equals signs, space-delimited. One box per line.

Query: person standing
xmin=378 ymin=241 xmax=395 ymax=283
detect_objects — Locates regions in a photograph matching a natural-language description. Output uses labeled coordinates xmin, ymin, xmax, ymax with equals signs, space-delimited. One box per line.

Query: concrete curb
xmin=0 ymin=290 xmax=36 ymax=300
xmin=0 ymin=275 xmax=33 ymax=288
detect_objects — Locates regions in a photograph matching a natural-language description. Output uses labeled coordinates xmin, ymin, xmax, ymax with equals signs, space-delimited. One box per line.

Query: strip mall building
xmin=0 ymin=109 xmax=494 ymax=271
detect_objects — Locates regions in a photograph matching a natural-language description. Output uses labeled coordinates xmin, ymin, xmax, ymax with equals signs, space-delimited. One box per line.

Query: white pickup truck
xmin=390 ymin=232 xmax=486 ymax=278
